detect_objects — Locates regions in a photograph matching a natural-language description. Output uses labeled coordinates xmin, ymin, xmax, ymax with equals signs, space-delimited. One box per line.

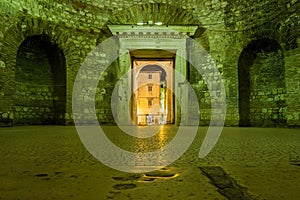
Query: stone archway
xmin=15 ymin=35 xmax=66 ymax=125
xmin=238 ymin=38 xmax=286 ymax=127
xmin=0 ymin=16 xmax=72 ymax=125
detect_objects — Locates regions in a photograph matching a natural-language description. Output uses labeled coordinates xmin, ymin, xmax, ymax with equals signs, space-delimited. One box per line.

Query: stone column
xmin=117 ymin=49 xmax=132 ymax=125
xmin=175 ymin=47 xmax=188 ymax=125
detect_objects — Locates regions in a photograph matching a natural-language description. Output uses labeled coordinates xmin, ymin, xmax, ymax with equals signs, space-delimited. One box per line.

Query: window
xmin=148 ymin=74 xmax=152 ymax=79
xmin=148 ymin=99 xmax=152 ymax=106
xmin=148 ymin=85 xmax=152 ymax=92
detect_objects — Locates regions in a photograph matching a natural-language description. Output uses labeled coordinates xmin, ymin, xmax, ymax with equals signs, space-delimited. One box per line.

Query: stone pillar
xmin=117 ymin=50 xmax=132 ymax=125
xmin=175 ymin=48 xmax=188 ymax=125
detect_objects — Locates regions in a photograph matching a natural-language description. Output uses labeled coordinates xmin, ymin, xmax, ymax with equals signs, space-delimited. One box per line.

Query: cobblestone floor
xmin=0 ymin=125 xmax=299 ymax=200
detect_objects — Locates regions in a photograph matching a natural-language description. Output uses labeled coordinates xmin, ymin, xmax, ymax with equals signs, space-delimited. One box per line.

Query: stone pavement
xmin=0 ymin=126 xmax=299 ymax=200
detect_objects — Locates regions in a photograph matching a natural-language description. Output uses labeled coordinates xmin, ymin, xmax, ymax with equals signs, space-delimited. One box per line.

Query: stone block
xmin=2 ymin=112 xmax=8 ymax=119
xmin=294 ymin=113 xmax=299 ymax=120
xmin=0 ymin=60 xmax=5 ymax=68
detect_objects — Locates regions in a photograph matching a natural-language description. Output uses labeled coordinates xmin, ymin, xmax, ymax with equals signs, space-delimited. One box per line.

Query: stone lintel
xmin=107 ymin=25 xmax=199 ymax=38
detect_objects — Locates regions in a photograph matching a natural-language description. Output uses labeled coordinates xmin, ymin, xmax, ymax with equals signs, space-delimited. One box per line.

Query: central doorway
xmin=132 ymin=58 xmax=175 ymax=125
xmin=108 ymin=25 xmax=198 ymax=125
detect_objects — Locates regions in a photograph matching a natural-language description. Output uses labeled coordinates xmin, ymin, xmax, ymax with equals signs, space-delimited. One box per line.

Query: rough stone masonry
xmin=0 ymin=0 xmax=299 ymax=127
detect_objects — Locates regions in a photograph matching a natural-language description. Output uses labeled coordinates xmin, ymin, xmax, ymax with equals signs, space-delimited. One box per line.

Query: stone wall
xmin=189 ymin=37 xmax=212 ymax=126
xmin=0 ymin=0 xmax=299 ymax=126
xmin=238 ymin=39 xmax=287 ymax=127
xmin=249 ymin=51 xmax=286 ymax=127
xmin=285 ymin=40 xmax=300 ymax=126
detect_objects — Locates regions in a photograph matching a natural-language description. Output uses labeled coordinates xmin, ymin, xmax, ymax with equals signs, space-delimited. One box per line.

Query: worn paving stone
xmin=200 ymin=166 xmax=253 ymax=200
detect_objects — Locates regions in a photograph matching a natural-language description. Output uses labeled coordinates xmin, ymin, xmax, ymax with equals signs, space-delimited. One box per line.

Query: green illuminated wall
xmin=0 ymin=0 xmax=298 ymax=127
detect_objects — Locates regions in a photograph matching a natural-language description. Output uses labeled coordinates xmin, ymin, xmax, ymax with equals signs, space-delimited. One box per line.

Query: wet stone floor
xmin=0 ymin=125 xmax=300 ymax=200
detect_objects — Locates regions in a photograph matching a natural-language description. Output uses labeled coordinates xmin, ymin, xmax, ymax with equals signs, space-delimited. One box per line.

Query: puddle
xmin=112 ymin=174 xmax=140 ymax=181
xmin=142 ymin=177 xmax=155 ymax=182
xmin=113 ymin=183 xmax=137 ymax=190
xmin=35 ymin=173 xmax=48 ymax=177
xmin=145 ymin=171 xmax=177 ymax=178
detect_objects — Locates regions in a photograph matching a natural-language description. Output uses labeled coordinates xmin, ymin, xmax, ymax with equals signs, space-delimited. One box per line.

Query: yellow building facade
xmin=133 ymin=61 xmax=174 ymax=125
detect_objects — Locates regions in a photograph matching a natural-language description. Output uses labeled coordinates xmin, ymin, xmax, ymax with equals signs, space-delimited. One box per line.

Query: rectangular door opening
xmin=132 ymin=58 xmax=175 ymax=125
